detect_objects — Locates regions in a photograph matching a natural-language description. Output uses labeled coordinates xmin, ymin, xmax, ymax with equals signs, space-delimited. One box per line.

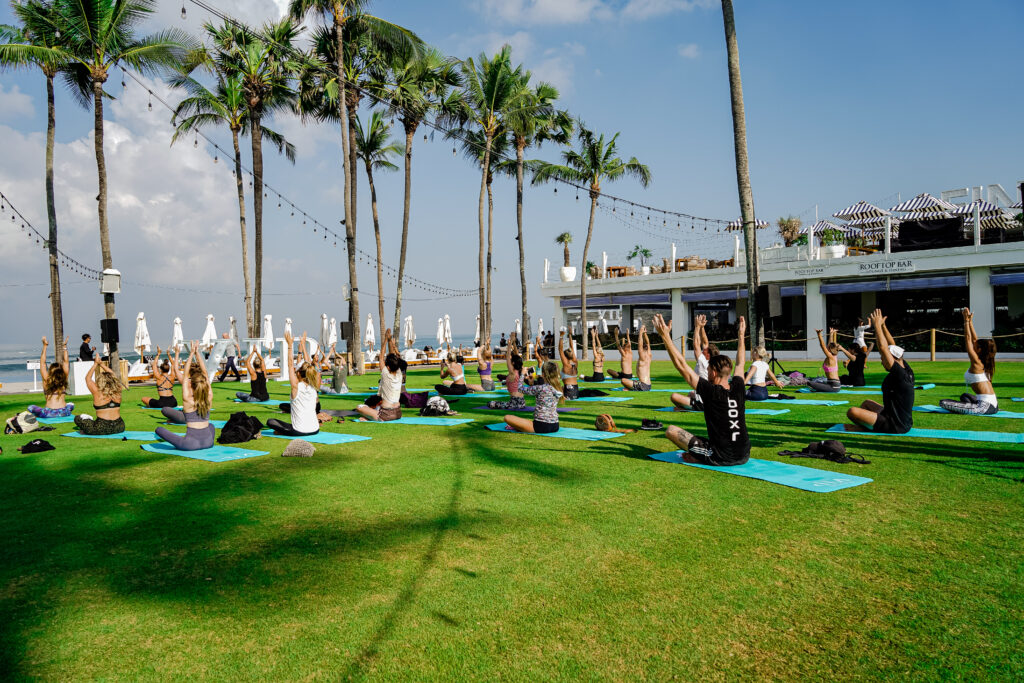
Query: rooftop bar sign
xmin=857 ymin=259 xmax=915 ymax=275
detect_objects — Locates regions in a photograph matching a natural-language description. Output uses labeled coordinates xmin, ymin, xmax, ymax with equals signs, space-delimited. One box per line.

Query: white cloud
xmin=677 ymin=43 xmax=700 ymax=59
xmin=0 ymin=84 xmax=35 ymax=120
xmin=477 ymin=0 xmax=613 ymax=25
xmin=532 ymin=55 xmax=575 ymax=94
xmin=456 ymin=30 xmax=535 ymax=60
xmin=622 ymin=0 xmax=716 ymax=21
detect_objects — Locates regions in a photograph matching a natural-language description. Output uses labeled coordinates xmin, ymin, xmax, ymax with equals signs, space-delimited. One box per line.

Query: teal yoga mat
xmin=842 ymin=384 xmax=936 ymax=390
xmin=259 ymin=430 xmax=372 ymax=445
xmin=647 ymin=452 xmax=872 ymax=492
xmin=232 ymin=399 xmax=285 ymax=405
xmin=484 ymin=422 xmax=625 ymax=440
xmin=143 ymin=406 xmax=215 ymax=411
xmin=800 ymin=383 xmax=935 ymax=395
xmin=655 ymin=407 xmax=790 ymax=416
xmin=63 ymin=431 xmax=156 ymax=441
xmin=1013 ymin=398 xmax=1024 ymax=402
xmin=914 ymin=405 xmax=1024 ymax=419
xmin=141 ymin=443 xmax=267 ymax=462
xmin=571 ymin=396 xmax=634 ymax=403
xmin=357 ymin=416 xmax=474 ymax=426
xmin=36 ymin=415 xmax=75 ymax=424
xmin=612 ymin=387 xmax=684 ymax=393
xmin=826 ymin=423 xmax=1024 ymax=444
xmin=758 ymin=398 xmax=849 ymax=407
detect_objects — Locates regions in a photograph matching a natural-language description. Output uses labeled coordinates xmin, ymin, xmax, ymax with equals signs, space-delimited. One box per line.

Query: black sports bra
xmin=93 ymin=398 xmax=121 ymax=410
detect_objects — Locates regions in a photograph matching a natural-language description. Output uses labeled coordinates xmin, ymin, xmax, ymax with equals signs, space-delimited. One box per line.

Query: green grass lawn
xmin=1 ymin=360 xmax=1022 ymax=681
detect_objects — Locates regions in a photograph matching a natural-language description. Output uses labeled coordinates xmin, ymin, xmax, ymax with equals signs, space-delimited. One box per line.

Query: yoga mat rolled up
xmin=647 ymin=452 xmax=872 ymax=492
xmin=826 ymin=423 xmax=1024 ymax=444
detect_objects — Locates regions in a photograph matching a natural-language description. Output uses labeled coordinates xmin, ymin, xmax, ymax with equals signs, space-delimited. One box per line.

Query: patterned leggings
xmin=487 ymin=396 xmax=526 ymax=410
xmin=939 ymin=393 xmax=998 ymax=415
xmin=28 ymin=403 xmax=74 ymax=418
xmin=74 ymin=415 xmax=125 ymax=435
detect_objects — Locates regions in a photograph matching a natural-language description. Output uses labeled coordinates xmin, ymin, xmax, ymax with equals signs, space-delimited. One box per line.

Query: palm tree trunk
xmin=232 ymin=128 xmax=254 ymax=338
xmin=45 ymin=73 xmax=64 ymax=358
xmin=721 ymin=0 xmax=762 ymax=348
xmin=485 ymin=174 xmax=493 ymax=346
xmin=580 ymin=193 xmax=598 ymax=361
xmin=334 ymin=8 xmax=361 ymax=373
xmin=92 ymin=75 xmax=119 ymax=374
xmin=477 ymin=135 xmax=491 ymax=350
xmin=367 ymin=160 xmax=385 ymax=333
xmin=250 ymin=116 xmax=264 ymax=335
xmin=393 ymin=124 xmax=414 ymax=339
xmin=515 ymin=140 xmax=529 ymax=341
xmin=346 ymin=97 xmax=359 ymax=246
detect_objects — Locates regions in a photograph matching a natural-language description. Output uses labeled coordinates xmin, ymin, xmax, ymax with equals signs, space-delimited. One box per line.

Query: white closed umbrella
xmin=365 ymin=313 xmax=375 ymax=349
xmin=599 ymin=311 xmax=609 ymax=334
xmin=229 ymin=316 xmax=239 ymax=342
xmin=474 ymin=315 xmax=480 ymax=343
xmin=134 ymin=312 xmax=151 ymax=353
xmin=319 ymin=313 xmax=329 ymax=350
xmin=201 ymin=314 xmax=217 ymax=350
xmin=515 ymin=318 xmax=521 ymax=336
xmin=443 ymin=314 xmax=453 ymax=346
xmin=403 ymin=315 xmax=416 ymax=348
xmin=537 ymin=318 xmax=544 ymax=337
xmin=436 ymin=317 xmax=444 ymax=346
xmin=284 ymin=318 xmax=293 ymax=338
xmin=328 ymin=317 xmax=338 ymax=347
xmin=261 ymin=314 xmax=274 ymax=350
xmin=172 ymin=317 xmax=184 ymax=352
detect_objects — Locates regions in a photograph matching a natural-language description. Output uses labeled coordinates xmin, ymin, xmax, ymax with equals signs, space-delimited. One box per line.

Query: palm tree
xmin=170 ymin=67 xmax=296 ymax=338
xmin=502 ymin=75 xmax=571 ymax=340
xmin=532 ymin=123 xmax=651 ymax=360
xmin=354 ymin=111 xmax=401 ymax=330
xmin=455 ymin=45 xmax=522 ymax=346
xmin=554 ymin=232 xmax=572 ymax=268
xmin=60 ymin=0 xmax=192 ymax=374
xmin=0 ymin=0 xmax=72 ymax=359
xmin=375 ymin=46 xmax=460 ymax=338
xmin=721 ymin=0 xmax=762 ymax=346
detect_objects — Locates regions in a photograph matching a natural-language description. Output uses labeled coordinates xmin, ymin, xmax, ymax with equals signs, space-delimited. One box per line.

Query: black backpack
xmin=778 ymin=440 xmax=869 ymax=464
xmin=218 ymin=411 xmax=264 ymax=444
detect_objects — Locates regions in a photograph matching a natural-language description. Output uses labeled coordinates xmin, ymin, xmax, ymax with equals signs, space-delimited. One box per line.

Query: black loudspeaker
xmin=338 ymin=321 xmax=353 ymax=339
xmin=768 ymin=284 xmax=782 ymax=318
xmin=100 ymin=318 xmax=119 ymax=344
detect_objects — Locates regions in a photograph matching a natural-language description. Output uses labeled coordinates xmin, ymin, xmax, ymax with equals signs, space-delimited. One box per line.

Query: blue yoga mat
xmin=914 ymin=405 xmax=1024 ymax=419
xmin=259 ymin=430 xmax=372 ymax=445
xmin=655 ymin=407 xmax=790 ymax=416
xmin=143 ymin=406 xmax=216 ymax=411
xmin=36 ymin=415 xmax=76 ymax=424
xmin=358 ymin=416 xmax=474 ymax=426
xmin=232 ymin=399 xmax=285 ymax=405
xmin=161 ymin=420 xmax=227 ymax=428
xmin=484 ymin=422 xmax=625 ymax=440
xmin=63 ymin=431 xmax=156 ymax=441
xmin=571 ymin=396 xmax=634 ymax=403
xmin=647 ymin=452 xmax=872 ymax=492
xmin=141 ymin=442 xmax=267 ymax=462
xmin=473 ymin=406 xmax=580 ymax=413
xmin=826 ymin=423 xmax=1024 ymax=444
xmin=1013 ymin=398 xmax=1024 ymax=402
xmin=758 ymin=398 xmax=849 ymax=407
xmin=800 ymin=383 xmax=935 ymax=395
xmin=612 ymin=387 xmax=683 ymax=393
xmin=578 ymin=379 xmax=626 ymax=384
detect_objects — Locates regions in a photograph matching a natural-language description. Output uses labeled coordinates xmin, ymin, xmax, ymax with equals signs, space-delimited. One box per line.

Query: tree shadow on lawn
xmin=454 ymin=424 xmax=592 ymax=481
xmin=0 ymin=446 xmax=488 ymax=680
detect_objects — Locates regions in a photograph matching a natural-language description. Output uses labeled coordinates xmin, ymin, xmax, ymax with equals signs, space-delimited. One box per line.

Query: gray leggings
xmin=155 ymin=423 xmax=216 ymax=451
xmin=940 ymin=393 xmax=998 ymax=415
xmin=162 ymin=406 xmax=187 ymax=423
xmin=807 ymin=377 xmax=841 ymax=393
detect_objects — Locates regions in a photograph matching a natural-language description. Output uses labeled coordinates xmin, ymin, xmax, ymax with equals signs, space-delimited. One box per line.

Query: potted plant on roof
xmin=556 ymin=232 xmax=576 ymax=281
xmin=628 ymin=245 xmax=653 ymax=275
xmin=820 ymin=227 xmax=846 ymax=259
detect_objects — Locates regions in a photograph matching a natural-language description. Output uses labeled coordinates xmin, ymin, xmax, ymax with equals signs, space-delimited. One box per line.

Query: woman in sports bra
xmin=940 ymin=308 xmax=998 ymax=415
xmin=488 ymin=332 xmax=527 ymax=410
xmin=74 ymin=359 xmax=125 ymax=435
xmin=580 ymin=327 xmax=606 ymax=382
xmin=557 ymin=330 xmax=580 ymax=399
xmin=743 ymin=346 xmax=783 ymax=400
xmin=141 ymin=346 xmax=178 ymax=408
xmin=28 ymin=336 xmax=75 ymax=418
xmin=236 ymin=345 xmax=271 ymax=402
xmin=155 ymin=342 xmax=215 ymax=450
xmin=807 ymin=328 xmax=841 ymax=392
xmin=436 ymin=352 xmax=468 ymax=395
xmin=467 ymin=345 xmax=495 ymax=392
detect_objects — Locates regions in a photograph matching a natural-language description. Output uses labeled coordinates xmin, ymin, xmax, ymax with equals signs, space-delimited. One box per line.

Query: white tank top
xmin=290 ymin=382 xmax=319 ymax=433
xmin=750 ymin=360 xmax=768 ymax=385
xmin=378 ymin=368 xmax=402 ymax=405
xmin=696 ymin=355 xmax=709 ymax=381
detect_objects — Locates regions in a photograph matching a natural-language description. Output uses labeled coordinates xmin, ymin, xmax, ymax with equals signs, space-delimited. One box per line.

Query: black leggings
xmin=435 ymin=383 xmax=468 ymax=396
xmin=150 ymin=394 xmax=178 ymax=408
xmin=266 ymin=418 xmax=318 ymax=437
xmin=581 ymin=371 xmax=605 ymax=382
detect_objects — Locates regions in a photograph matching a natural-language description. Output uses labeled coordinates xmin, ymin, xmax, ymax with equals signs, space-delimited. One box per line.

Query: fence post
xmin=930 ymin=329 xmax=936 ymax=361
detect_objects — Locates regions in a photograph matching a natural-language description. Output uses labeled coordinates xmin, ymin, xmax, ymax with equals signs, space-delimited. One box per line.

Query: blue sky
xmin=1 ymin=0 xmax=1021 ymax=347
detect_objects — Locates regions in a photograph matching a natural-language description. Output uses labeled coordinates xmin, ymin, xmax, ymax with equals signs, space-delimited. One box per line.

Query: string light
xmin=181 ymin=3 xmax=186 ymax=19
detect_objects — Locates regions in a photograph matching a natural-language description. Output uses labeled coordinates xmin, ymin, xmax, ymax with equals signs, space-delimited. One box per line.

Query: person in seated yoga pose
xmin=267 ymin=331 xmax=320 ymax=436
xmin=605 ymin=327 xmax=633 ymax=380
xmin=940 ymin=307 xmax=998 ymax=415
xmin=488 ymin=333 xmax=527 ymax=410
xmin=74 ymin=359 xmax=125 ymax=434
xmin=846 ymin=309 xmax=915 ymax=433
xmin=467 ymin=344 xmax=495 ymax=392
xmin=155 ymin=342 xmax=215 ymax=450
xmin=141 ymin=346 xmax=179 ymax=408
xmin=558 ymin=330 xmax=580 ymax=399
xmin=236 ymin=345 xmax=270 ymax=402
xmin=620 ymin=325 xmax=652 ymax=391
xmin=503 ymin=360 xmax=563 ymax=434
xmin=837 ymin=340 xmax=873 ymax=387
xmin=436 ymin=351 xmax=469 ymax=395
xmin=356 ymin=329 xmax=403 ymax=421
xmin=743 ymin=346 xmax=783 ymax=400
xmin=670 ymin=315 xmax=718 ymax=411
xmin=321 ymin=343 xmax=349 ymax=395
xmin=807 ymin=328 xmax=841 ymax=392
xmin=28 ymin=336 xmax=74 ymax=418
xmin=580 ymin=327 xmax=606 ymax=382
xmin=655 ymin=313 xmax=750 ymax=466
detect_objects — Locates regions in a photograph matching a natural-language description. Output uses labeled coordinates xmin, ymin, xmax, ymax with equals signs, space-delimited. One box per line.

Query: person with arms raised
xmin=28 ymin=336 xmax=74 ymax=418
xmin=845 ymin=309 xmax=915 ymax=433
xmin=266 ymin=331 xmax=320 ymax=437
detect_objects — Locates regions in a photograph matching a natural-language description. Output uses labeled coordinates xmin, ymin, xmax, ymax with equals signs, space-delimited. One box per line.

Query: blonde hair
xmin=753 ymin=346 xmax=768 ymax=361
xmin=304 ymin=364 xmax=321 ymax=391
xmin=540 ymin=361 xmax=564 ymax=402
xmin=190 ymin=370 xmax=211 ymax=418
xmin=94 ymin=364 xmax=122 ymax=399
xmin=44 ymin=364 xmax=68 ymax=397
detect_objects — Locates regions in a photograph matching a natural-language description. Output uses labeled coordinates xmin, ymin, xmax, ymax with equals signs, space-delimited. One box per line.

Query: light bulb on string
xmin=148 ymin=92 xmax=152 ymax=111
xmin=214 ymin=154 xmax=218 ymax=163
xmin=181 ymin=3 xmax=186 ymax=19
xmin=193 ymin=137 xmax=198 ymax=148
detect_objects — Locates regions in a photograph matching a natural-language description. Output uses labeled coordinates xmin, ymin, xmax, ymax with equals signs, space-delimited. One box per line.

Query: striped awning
xmin=725 ymin=218 xmax=770 ymax=231
xmin=951 ymin=199 xmax=1004 ymax=217
xmin=845 ymin=215 xmax=895 ymax=229
xmin=832 ymin=201 xmax=889 ymax=221
xmin=889 ymin=193 xmax=957 ymax=214
xmin=1012 ymin=201 xmax=1022 ymax=209
xmin=800 ymin=220 xmax=841 ymax=234
xmin=897 ymin=210 xmax=954 ymax=221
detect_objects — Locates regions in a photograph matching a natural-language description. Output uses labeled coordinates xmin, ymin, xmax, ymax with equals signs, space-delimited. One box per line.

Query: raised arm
xmin=962 ymin=308 xmax=982 ymax=367
xmin=870 ymin=309 xmax=895 ymax=370
xmin=653 ymin=314 xmax=699 ymax=388
xmin=299 ymin=332 xmax=312 ymax=365
xmin=61 ymin=337 xmax=70 ymax=375
xmin=816 ymin=329 xmax=829 ymax=356
xmin=735 ymin=317 xmax=746 ymax=378
xmin=558 ymin=331 xmax=568 ymax=365
xmin=836 ymin=343 xmax=856 ymax=361
xmin=39 ymin=337 xmax=49 ymax=381
xmin=692 ymin=315 xmax=705 ymax=364
xmin=85 ymin=359 xmax=99 ymax=395
xmin=171 ymin=346 xmax=184 ymax=384
xmin=879 ymin=316 xmax=896 ymax=347
xmin=151 ymin=346 xmax=163 ymax=380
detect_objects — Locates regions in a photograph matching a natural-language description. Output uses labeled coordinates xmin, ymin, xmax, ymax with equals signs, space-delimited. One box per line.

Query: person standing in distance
xmin=79 ymin=333 xmax=96 ymax=361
